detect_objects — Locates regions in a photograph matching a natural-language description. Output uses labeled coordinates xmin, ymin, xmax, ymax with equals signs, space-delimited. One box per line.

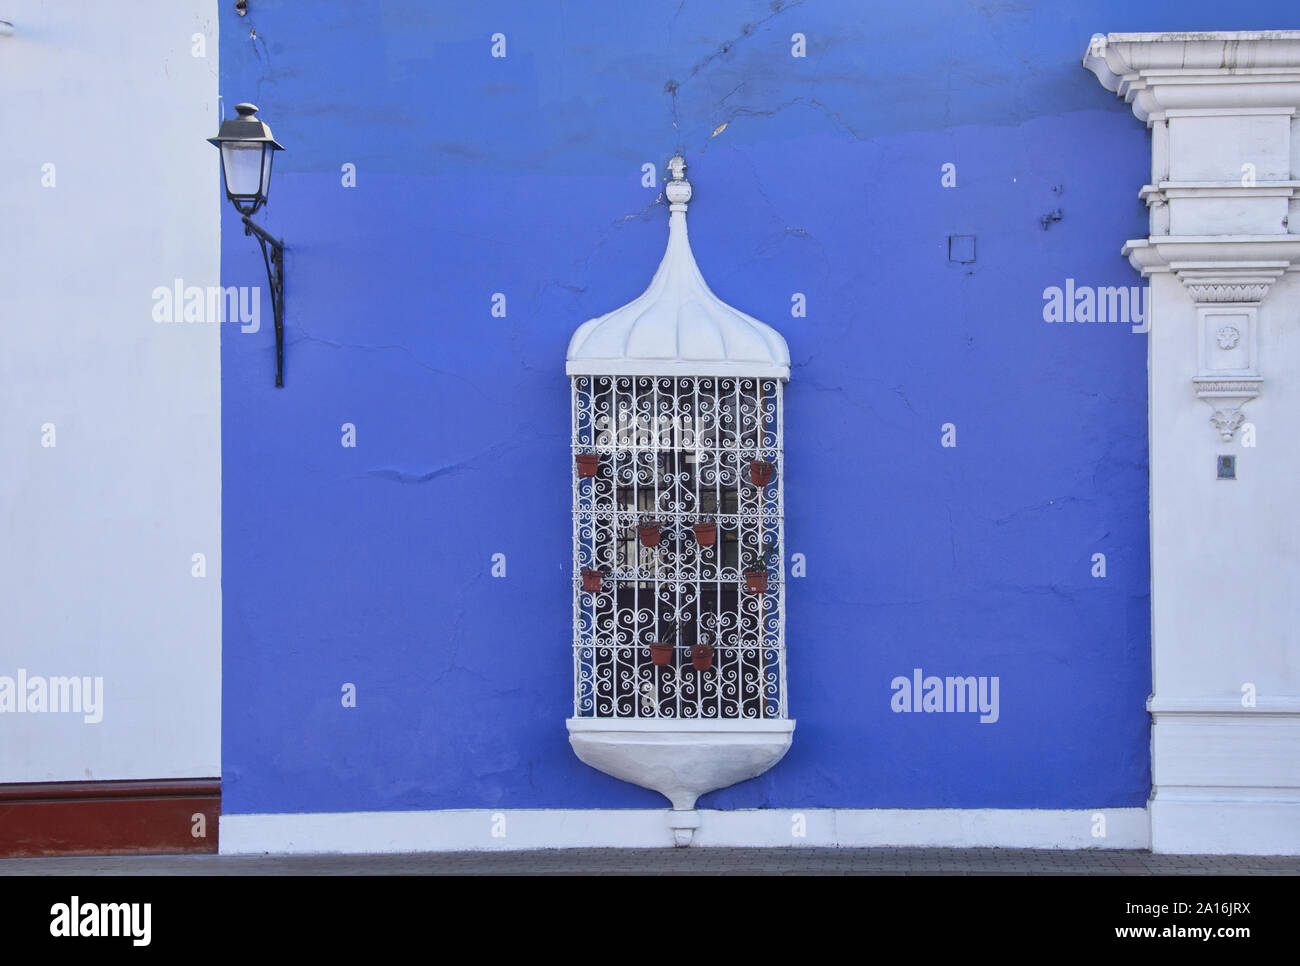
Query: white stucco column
xmin=1085 ymin=32 xmax=1300 ymax=855
xmin=0 ymin=2 xmax=221 ymax=785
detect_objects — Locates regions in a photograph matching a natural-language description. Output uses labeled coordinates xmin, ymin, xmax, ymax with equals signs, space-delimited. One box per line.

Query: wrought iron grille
xmin=571 ymin=375 xmax=786 ymax=719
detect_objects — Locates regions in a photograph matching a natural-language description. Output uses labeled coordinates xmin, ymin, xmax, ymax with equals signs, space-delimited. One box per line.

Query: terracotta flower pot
xmin=576 ymin=453 xmax=599 ymax=478
xmin=637 ymin=524 xmax=661 ymax=548
xmin=650 ymin=642 xmax=674 ymax=666
xmin=581 ymin=569 xmax=604 ymax=593
xmin=691 ymin=644 xmax=715 ymax=671
xmin=749 ymin=459 xmax=775 ymax=487
xmin=744 ymin=570 xmax=768 ymax=594
xmin=692 ymin=523 xmax=717 ymax=546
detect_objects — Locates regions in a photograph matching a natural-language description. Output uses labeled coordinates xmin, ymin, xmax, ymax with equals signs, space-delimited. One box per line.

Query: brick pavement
xmin=2 ymin=847 xmax=1298 ymax=875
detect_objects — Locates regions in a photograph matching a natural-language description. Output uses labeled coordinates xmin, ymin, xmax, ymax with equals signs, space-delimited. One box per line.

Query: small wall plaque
xmin=948 ymin=234 xmax=976 ymax=264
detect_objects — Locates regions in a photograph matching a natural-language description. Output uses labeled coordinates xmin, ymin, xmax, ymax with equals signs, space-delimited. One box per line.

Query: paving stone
xmin=3 ymin=847 xmax=1300 ymax=875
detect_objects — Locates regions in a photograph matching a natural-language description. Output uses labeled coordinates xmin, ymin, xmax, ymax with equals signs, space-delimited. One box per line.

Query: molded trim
xmin=0 ymin=778 xmax=220 ymax=857
xmin=219 ymin=806 xmax=1149 ymax=854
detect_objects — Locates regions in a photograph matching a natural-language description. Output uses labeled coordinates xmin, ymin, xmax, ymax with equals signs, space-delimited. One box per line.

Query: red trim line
xmin=0 ymin=778 xmax=220 ymax=857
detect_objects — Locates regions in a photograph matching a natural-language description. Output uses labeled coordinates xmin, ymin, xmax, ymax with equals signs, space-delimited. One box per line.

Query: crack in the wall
xmin=247 ymin=24 xmax=269 ymax=63
xmin=890 ymin=386 xmax=917 ymax=415
xmin=719 ymin=81 xmax=747 ymax=105
xmin=360 ymin=440 xmax=519 ymax=487
xmin=663 ymin=0 xmax=814 ymax=154
xmin=557 ymin=191 xmax=669 ymax=300
xmin=238 ymin=12 xmax=273 ymax=106
xmin=664 ymin=80 xmax=682 ymax=149
xmin=702 ymin=96 xmax=867 ymax=151
xmin=682 ymin=0 xmax=806 ymax=81
xmin=714 ymin=149 xmax=834 ymax=288
xmin=287 ymin=330 xmax=494 ymax=400
xmin=947 ymin=505 xmax=958 ymax=570
xmin=614 ymin=192 xmax=666 ymax=224
xmin=365 ymin=464 xmax=464 ymax=485
xmin=989 ymin=495 xmax=1097 ymax=527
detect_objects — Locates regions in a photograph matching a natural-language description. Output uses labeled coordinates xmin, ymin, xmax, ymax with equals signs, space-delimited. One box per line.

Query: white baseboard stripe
xmin=219 ymin=807 xmax=1150 ymax=855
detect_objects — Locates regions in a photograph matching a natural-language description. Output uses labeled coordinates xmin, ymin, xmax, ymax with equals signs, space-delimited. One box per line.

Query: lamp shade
xmin=207 ymin=103 xmax=284 ymax=216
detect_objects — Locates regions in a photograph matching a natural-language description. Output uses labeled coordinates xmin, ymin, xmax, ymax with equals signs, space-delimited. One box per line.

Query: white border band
xmin=220 ymin=807 xmax=1150 ymax=855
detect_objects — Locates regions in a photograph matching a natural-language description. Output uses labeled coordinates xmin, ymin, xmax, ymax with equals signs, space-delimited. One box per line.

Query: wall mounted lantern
xmin=208 ymin=102 xmax=287 ymax=387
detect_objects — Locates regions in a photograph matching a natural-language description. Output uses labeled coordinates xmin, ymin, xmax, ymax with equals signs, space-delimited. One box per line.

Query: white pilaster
xmin=1086 ymin=32 xmax=1300 ymax=854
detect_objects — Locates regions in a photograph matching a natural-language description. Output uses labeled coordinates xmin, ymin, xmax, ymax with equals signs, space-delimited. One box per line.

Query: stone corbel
xmin=1178 ymin=267 xmax=1279 ymax=439
xmin=1125 ymin=241 xmax=1300 ymax=441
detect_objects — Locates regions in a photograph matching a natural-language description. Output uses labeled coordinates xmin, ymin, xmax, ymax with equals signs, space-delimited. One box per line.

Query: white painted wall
xmin=0 ymin=1 xmax=221 ymax=781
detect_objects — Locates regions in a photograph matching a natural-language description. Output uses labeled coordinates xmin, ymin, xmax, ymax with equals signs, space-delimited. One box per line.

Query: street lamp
xmin=208 ymin=103 xmax=288 ymax=387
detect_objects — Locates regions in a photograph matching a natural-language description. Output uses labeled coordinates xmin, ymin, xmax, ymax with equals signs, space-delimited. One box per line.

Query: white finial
xmin=665 ymin=154 xmax=692 ymax=210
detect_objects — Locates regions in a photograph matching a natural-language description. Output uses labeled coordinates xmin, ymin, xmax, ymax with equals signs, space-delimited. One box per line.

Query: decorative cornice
xmin=1086 ymin=34 xmax=1300 ymax=442
xmin=1121 ymin=239 xmax=1300 ymax=288
xmin=1084 ymin=32 xmax=1300 ymax=123
xmin=1142 ymin=183 xmax=1300 ymax=205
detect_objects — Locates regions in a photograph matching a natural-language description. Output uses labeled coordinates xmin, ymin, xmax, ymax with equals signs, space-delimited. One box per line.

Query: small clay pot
xmin=691 ymin=644 xmax=715 ymax=671
xmin=749 ymin=459 xmax=775 ymax=487
xmin=692 ymin=523 xmax=717 ymax=546
xmin=581 ymin=569 xmax=604 ymax=593
xmin=637 ymin=524 xmax=661 ymax=548
xmin=744 ymin=570 xmax=768 ymax=594
xmin=576 ymin=453 xmax=600 ymax=478
xmin=650 ymin=642 xmax=674 ymax=666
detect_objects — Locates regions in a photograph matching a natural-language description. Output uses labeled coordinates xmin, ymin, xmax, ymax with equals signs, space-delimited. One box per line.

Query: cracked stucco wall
xmin=217 ymin=0 xmax=1295 ymax=815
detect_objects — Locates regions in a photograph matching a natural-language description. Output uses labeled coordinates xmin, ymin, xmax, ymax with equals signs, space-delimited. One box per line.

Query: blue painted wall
xmin=219 ymin=1 xmax=1298 ymax=815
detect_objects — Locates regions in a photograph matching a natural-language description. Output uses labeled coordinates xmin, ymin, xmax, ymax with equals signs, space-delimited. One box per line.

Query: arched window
xmin=564 ymin=157 xmax=794 ymax=844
